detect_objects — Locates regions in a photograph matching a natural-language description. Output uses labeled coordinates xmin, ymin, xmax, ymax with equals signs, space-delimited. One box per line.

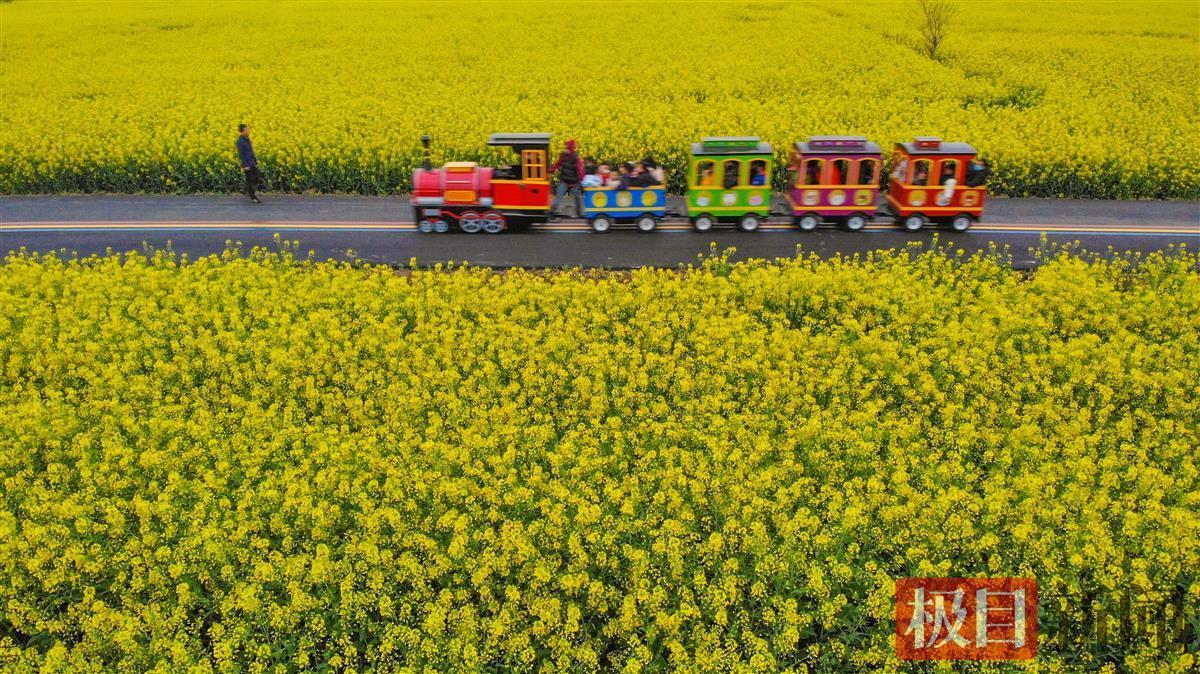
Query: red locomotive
xmin=412 ymin=133 xmax=552 ymax=233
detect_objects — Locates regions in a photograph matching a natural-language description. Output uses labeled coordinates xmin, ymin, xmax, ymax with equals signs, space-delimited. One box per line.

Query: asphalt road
xmin=2 ymin=195 xmax=1197 ymax=269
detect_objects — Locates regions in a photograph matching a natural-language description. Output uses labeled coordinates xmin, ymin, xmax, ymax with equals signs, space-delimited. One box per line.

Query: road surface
xmin=2 ymin=195 xmax=1196 ymax=269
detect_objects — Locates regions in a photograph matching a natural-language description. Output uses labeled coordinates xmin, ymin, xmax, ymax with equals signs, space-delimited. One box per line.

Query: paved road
xmin=3 ymin=195 xmax=1196 ymax=269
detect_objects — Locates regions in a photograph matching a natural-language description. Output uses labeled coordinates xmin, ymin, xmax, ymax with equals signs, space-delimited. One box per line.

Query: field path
xmin=3 ymin=195 xmax=1197 ymax=269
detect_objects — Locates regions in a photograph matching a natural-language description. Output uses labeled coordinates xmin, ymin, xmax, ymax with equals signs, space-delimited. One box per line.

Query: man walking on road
xmin=550 ymin=139 xmax=584 ymax=217
xmin=237 ymin=123 xmax=265 ymax=203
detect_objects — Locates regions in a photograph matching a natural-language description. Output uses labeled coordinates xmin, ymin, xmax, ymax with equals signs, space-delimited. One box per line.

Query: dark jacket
xmin=551 ymin=151 xmax=584 ymax=185
xmin=629 ymin=171 xmax=656 ymax=188
xmin=965 ymin=162 xmax=991 ymax=188
xmin=237 ymin=136 xmax=257 ymax=169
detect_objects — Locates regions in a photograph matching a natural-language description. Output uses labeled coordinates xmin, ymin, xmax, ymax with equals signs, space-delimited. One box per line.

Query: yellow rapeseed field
xmin=1 ymin=243 xmax=1198 ymax=672
xmin=1 ymin=1 xmax=1197 ymax=198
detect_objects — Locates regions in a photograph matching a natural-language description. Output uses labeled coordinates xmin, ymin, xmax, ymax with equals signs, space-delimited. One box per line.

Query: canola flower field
xmin=1 ymin=243 xmax=1198 ymax=672
xmin=1 ymin=1 xmax=1198 ymax=198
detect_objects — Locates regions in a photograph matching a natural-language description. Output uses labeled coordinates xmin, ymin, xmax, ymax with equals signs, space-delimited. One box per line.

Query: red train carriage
xmin=886 ymin=137 xmax=987 ymax=232
xmin=412 ymin=133 xmax=552 ymax=233
xmin=786 ymin=136 xmax=883 ymax=231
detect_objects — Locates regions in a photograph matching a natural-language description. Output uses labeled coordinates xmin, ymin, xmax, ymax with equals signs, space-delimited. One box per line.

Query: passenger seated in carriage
xmin=965 ymin=157 xmax=992 ymax=187
xmin=612 ymin=162 xmax=635 ymax=190
xmin=750 ymin=164 xmax=767 ymax=186
xmin=581 ymin=165 xmax=603 ymax=187
xmin=643 ymin=158 xmax=666 ymax=185
xmin=805 ymin=161 xmax=821 ymax=186
xmin=723 ymin=161 xmax=740 ymax=189
xmin=939 ymin=163 xmax=956 ymax=185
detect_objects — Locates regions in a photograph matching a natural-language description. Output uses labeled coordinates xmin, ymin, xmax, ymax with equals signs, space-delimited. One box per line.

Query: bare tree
xmin=915 ymin=0 xmax=956 ymax=61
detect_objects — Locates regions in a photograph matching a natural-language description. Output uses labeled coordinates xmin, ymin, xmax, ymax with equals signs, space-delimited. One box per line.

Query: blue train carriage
xmin=583 ymin=184 xmax=668 ymax=232
xmin=687 ymin=136 xmax=774 ymax=231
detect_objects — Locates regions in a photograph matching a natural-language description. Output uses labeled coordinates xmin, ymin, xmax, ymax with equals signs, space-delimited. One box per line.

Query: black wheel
xmin=459 ymin=211 xmax=483 ymax=234
xmin=738 ymin=214 xmax=761 ymax=232
xmin=795 ymin=214 xmax=819 ymax=231
xmin=591 ymin=215 xmax=613 ymax=233
xmin=949 ymin=214 xmax=973 ymax=232
xmin=902 ymin=214 xmax=926 ymax=231
xmin=693 ymin=214 xmax=715 ymax=232
xmin=481 ymin=211 xmax=505 ymax=234
xmin=636 ymin=215 xmax=657 ymax=232
xmin=844 ymin=214 xmax=868 ymax=231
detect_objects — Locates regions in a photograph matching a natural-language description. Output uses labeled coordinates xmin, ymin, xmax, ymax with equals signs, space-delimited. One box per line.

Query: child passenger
xmin=643 ymin=158 xmax=666 ymax=185
xmin=597 ymin=163 xmax=612 ymax=185
xmin=580 ymin=166 xmax=603 ymax=187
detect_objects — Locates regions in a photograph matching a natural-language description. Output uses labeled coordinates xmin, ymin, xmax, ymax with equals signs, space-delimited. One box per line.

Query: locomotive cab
xmin=886 ymin=137 xmax=987 ymax=232
xmin=686 ymin=137 xmax=774 ymax=232
xmin=786 ymin=136 xmax=883 ymax=232
xmin=486 ymin=133 xmax=552 ymax=218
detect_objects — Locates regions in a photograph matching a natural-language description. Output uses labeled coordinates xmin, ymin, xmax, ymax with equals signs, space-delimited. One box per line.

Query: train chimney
xmin=421 ymin=134 xmax=432 ymax=171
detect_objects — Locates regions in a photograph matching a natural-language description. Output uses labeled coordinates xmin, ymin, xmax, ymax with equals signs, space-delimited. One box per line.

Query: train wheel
xmin=844 ymin=214 xmax=868 ymax=231
xmin=432 ymin=220 xmax=449 ymax=233
xmin=738 ymin=214 xmax=761 ymax=232
xmin=692 ymin=214 xmax=715 ymax=232
xmin=592 ymin=215 xmax=612 ymax=232
xmin=795 ymin=214 xmax=819 ymax=231
xmin=418 ymin=219 xmax=435 ymax=233
xmin=949 ymin=214 xmax=974 ymax=232
xmin=459 ymin=211 xmax=483 ymax=234
xmin=902 ymin=214 xmax=926 ymax=231
xmin=636 ymin=215 xmax=657 ymax=232
xmin=481 ymin=211 xmax=505 ymax=234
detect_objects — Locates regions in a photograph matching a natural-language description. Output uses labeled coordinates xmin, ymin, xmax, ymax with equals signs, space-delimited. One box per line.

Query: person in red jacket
xmin=550 ymin=139 xmax=585 ymax=217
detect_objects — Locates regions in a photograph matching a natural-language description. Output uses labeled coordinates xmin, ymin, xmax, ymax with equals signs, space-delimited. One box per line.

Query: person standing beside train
xmin=550 ymin=139 xmax=585 ymax=217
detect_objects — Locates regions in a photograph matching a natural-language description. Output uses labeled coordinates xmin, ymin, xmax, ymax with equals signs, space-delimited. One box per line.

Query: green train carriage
xmin=686 ymin=137 xmax=774 ymax=232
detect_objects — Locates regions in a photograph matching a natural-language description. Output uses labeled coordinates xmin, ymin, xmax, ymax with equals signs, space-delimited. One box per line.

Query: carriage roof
xmin=691 ymin=136 xmax=773 ymax=156
xmin=795 ymin=136 xmax=882 ymax=155
xmin=897 ymin=137 xmax=976 ymax=156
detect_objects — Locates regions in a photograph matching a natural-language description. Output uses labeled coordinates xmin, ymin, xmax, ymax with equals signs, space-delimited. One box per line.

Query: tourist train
xmin=411 ymin=133 xmax=990 ymax=233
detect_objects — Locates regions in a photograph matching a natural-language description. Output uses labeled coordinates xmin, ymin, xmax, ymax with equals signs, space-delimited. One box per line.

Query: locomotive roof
xmin=692 ymin=136 xmax=773 ymax=156
xmin=795 ymin=136 xmax=882 ymax=155
xmin=487 ymin=133 xmax=552 ymax=149
xmin=897 ymin=140 xmax=977 ymax=156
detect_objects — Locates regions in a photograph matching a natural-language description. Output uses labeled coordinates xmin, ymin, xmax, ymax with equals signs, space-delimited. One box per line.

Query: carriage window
xmin=831 ymin=159 xmax=850 ymax=185
xmin=803 ymin=158 xmax=824 ymax=185
xmin=911 ymin=159 xmax=932 ymax=186
xmin=858 ymin=159 xmax=878 ymax=185
xmin=522 ymin=150 xmax=546 ymax=181
xmin=722 ymin=160 xmax=741 ymax=189
xmin=748 ymin=159 xmax=768 ymax=186
xmin=937 ymin=160 xmax=959 ymax=185
xmin=696 ymin=160 xmax=716 ymax=186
